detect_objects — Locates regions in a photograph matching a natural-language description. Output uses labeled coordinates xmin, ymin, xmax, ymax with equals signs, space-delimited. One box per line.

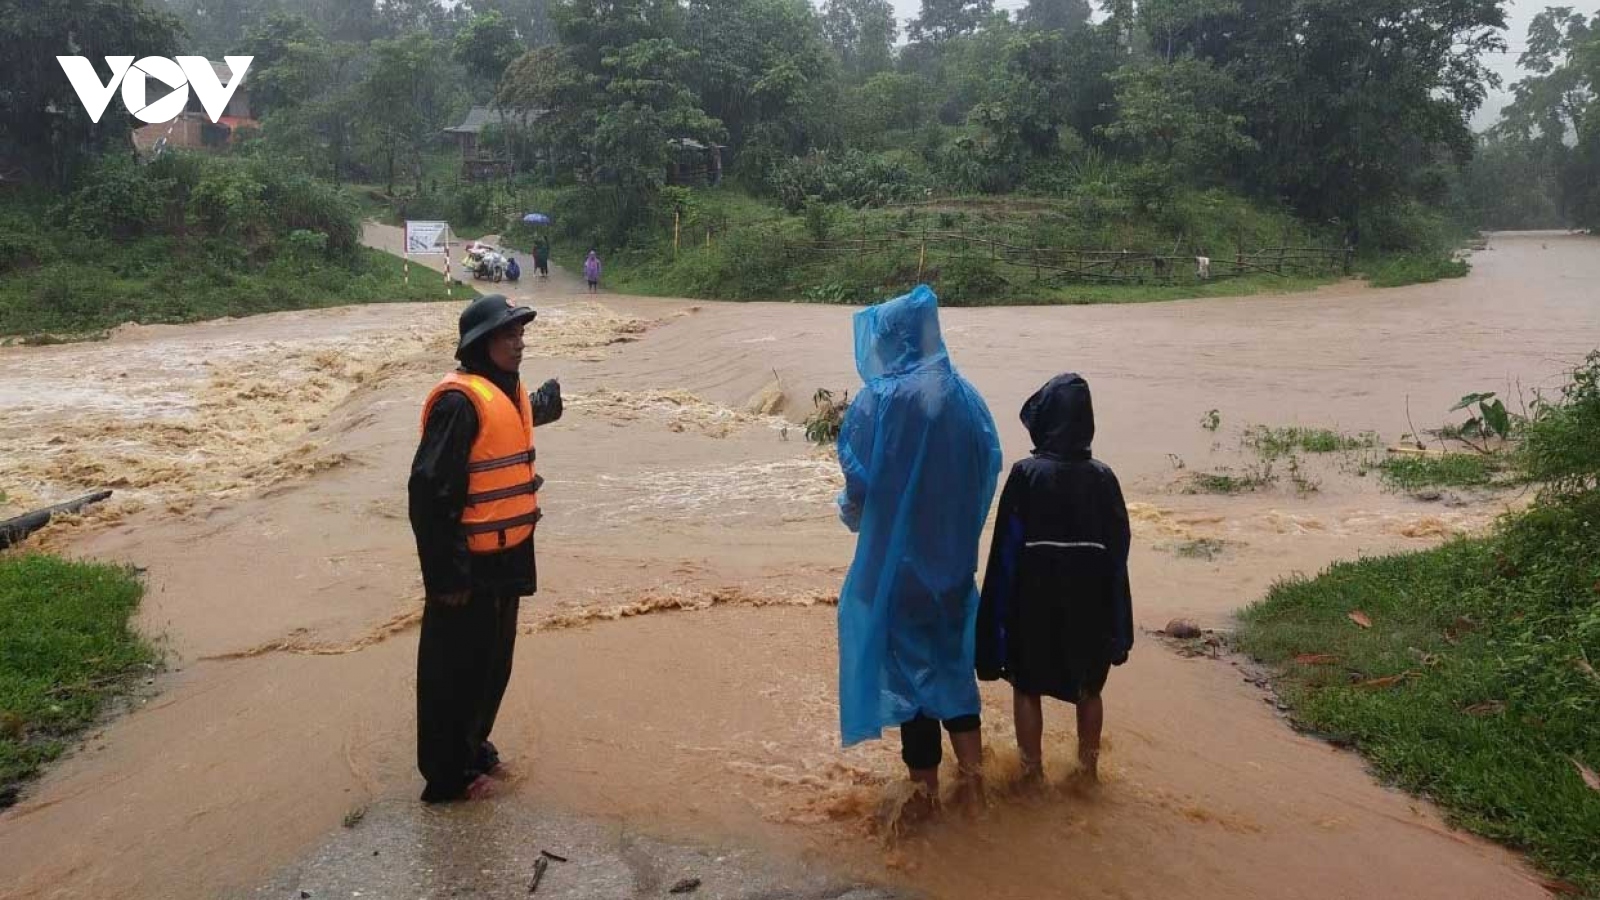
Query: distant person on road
xmin=835 ymin=285 xmax=1002 ymax=817
xmin=533 ymin=237 xmax=550 ymax=279
xmin=505 ymin=256 xmax=520 ymax=283
xmin=583 ymin=250 xmax=601 ymax=293
xmin=976 ymin=373 xmax=1133 ymax=787
xmin=408 ymin=294 xmax=563 ymax=803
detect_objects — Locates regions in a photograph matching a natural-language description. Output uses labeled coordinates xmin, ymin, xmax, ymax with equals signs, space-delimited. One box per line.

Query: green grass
xmin=1377 ymin=454 xmax=1503 ymax=491
xmin=0 ymin=243 xmax=470 ymax=338
xmin=0 ymin=554 xmax=156 ymax=806
xmin=1361 ymin=253 xmax=1472 ymax=288
xmin=1236 ymin=491 xmax=1600 ymax=896
xmin=1247 ymin=425 xmax=1379 ymax=458
xmin=603 ymin=242 xmax=1336 ymax=306
xmin=1186 ymin=464 xmax=1277 ymax=494
xmin=1175 ymin=538 xmax=1228 ymax=560
xmin=398 ymin=181 xmax=1481 ymax=306
xmin=483 ymin=184 xmax=1351 ymax=306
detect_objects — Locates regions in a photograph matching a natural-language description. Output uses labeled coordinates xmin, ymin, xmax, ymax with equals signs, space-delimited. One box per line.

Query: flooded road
xmin=0 ymin=229 xmax=1595 ymax=899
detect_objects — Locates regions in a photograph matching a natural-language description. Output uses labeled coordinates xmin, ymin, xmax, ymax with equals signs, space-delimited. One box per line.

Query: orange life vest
xmin=421 ymin=372 xmax=541 ymax=553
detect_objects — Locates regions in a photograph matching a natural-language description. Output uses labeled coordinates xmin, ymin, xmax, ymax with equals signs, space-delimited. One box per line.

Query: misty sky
xmin=879 ymin=0 xmax=1600 ymax=129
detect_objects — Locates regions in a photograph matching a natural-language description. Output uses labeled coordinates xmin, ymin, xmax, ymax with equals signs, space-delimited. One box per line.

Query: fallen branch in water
xmin=0 ymin=490 xmax=113 ymax=550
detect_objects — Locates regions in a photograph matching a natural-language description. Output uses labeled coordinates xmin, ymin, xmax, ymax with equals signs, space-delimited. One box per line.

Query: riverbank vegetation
xmin=0 ymin=154 xmax=459 ymax=338
xmin=0 ymin=555 xmax=155 ymax=808
xmin=1238 ymin=352 xmax=1600 ymax=896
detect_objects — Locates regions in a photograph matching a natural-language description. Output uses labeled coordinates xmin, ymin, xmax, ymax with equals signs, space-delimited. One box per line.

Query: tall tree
xmin=1500 ymin=8 xmax=1600 ymax=227
xmin=240 ymin=12 xmax=325 ymax=115
xmin=454 ymin=10 xmax=526 ymax=88
xmin=157 ymin=0 xmax=281 ymax=55
xmin=821 ymin=0 xmax=897 ymax=80
xmin=687 ymin=0 xmax=837 ymax=182
xmin=1456 ymin=132 xmax=1563 ymax=229
xmin=1017 ymin=0 xmax=1091 ymax=36
xmin=248 ymin=26 xmax=366 ymax=184
xmin=907 ymin=0 xmax=996 ymax=43
xmin=0 ymin=0 xmax=183 ymax=186
xmin=376 ymin=0 xmax=454 ymax=39
xmin=1215 ymin=0 xmax=1508 ymax=236
xmin=1137 ymin=0 xmax=1239 ymax=63
xmin=1099 ymin=56 xmax=1253 ymax=174
xmin=500 ymin=0 xmax=718 ymax=238
xmin=359 ymin=33 xmax=458 ymax=193
xmin=465 ymin=0 xmax=556 ymax=47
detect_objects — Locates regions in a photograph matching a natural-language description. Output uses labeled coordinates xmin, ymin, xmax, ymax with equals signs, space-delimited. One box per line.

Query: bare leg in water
xmin=1014 ymin=690 xmax=1103 ymax=785
xmin=1075 ymin=695 xmax=1104 ymax=783
xmin=904 ymin=730 xmax=985 ymax=817
xmin=949 ymin=730 xmax=986 ymax=812
xmin=1013 ymin=689 xmax=1046 ymax=787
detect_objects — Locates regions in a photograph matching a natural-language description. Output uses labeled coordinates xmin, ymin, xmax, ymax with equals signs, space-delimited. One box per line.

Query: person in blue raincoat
xmin=836 ymin=285 xmax=1003 ymax=810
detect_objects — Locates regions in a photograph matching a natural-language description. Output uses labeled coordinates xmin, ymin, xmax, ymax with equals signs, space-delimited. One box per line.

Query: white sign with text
xmin=405 ymin=221 xmax=452 ymax=256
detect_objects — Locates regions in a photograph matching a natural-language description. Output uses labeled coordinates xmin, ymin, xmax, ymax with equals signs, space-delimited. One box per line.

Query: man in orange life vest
xmin=408 ymin=294 xmax=562 ymax=803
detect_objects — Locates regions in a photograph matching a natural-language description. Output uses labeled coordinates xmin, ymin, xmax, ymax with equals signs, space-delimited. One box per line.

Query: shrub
xmin=63 ymin=156 xmax=166 ymax=239
xmin=805 ymin=389 xmax=851 ymax=444
xmin=285 ymin=229 xmax=330 ymax=256
xmin=0 ymin=230 xmax=52 ymax=273
xmin=934 ymin=253 xmax=1008 ymax=304
xmin=1523 ymin=350 xmax=1600 ymax=497
xmin=1359 ymin=199 xmax=1458 ymax=253
xmin=1364 ymin=254 xmax=1470 ymax=288
xmin=261 ymin=168 xmax=359 ymax=254
xmin=190 ymin=165 xmax=267 ymax=241
xmin=772 ymin=150 xmax=930 ymax=213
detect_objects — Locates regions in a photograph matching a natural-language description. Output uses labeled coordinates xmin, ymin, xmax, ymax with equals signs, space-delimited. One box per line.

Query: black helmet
xmin=456 ymin=294 xmax=536 ymax=358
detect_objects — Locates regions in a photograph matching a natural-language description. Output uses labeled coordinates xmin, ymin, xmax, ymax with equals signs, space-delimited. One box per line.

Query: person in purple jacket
xmin=583 ymin=250 xmax=601 ymax=294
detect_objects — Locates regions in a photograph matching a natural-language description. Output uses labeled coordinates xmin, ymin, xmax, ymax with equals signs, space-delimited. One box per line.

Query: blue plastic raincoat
xmin=836 ymin=285 xmax=1003 ymax=746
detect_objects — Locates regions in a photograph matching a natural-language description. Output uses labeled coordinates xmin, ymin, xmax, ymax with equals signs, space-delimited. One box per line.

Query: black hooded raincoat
xmin=976 ymin=374 xmax=1134 ymax=702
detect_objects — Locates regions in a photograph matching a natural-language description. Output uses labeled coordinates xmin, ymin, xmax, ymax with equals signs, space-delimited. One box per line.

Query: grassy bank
xmin=1237 ymin=504 xmax=1600 ymax=894
xmin=1237 ymin=354 xmax=1600 ymax=893
xmin=1236 ymin=350 xmax=1600 ymax=895
xmin=0 ymin=243 xmax=466 ymax=339
xmin=0 ymin=554 xmax=155 ymax=807
xmin=0 ymin=153 xmax=465 ymax=340
xmin=360 ymin=168 xmax=1470 ymax=305
xmin=497 ymin=187 xmax=1352 ymax=305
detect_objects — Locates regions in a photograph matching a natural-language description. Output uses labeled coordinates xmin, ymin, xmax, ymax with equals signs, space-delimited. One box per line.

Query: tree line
xmin=2 ymin=0 xmax=1593 ymax=248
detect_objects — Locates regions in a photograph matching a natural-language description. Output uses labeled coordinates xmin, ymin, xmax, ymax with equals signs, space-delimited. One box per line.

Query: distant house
xmin=132 ymin=60 xmax=256 ymax=157
xmin=444 ymin=106 xmax=543 ymax=182
xmin=666 ymin=138 xmax=724 ymax=187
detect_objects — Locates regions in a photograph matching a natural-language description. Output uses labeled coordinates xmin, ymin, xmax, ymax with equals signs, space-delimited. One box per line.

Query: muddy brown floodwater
xmin=0 ymin=227 xmax=1595 ymax=900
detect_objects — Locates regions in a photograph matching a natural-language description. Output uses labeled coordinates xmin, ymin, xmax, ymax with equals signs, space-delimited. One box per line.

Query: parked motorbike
xmin=467 ymin=248 xmax=505 ymax=283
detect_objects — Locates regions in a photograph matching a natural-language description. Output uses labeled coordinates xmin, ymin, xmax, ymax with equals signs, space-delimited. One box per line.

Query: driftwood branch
xmin=0 ymin=490 xmax=113 ymax=550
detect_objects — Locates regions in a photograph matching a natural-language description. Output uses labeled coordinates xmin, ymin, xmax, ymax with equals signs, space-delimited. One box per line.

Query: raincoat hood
xmin=1023 ymin=373 xmax=1094 ymax=460
xmin=852 ymin=285 xmax=950 ymax=382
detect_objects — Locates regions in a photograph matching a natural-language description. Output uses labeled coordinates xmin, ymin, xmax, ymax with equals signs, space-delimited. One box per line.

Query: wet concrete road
xmin=251 ymin=796 xmax=902 ymax=900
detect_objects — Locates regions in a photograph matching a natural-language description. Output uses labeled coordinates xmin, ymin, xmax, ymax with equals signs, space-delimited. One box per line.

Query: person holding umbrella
xmin=523 ymin=214 xmax=552 ymax=279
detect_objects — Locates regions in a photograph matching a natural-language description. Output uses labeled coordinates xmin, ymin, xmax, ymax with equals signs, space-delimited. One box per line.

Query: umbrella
xmin=522 ymin=213 xmax=552 ymax=225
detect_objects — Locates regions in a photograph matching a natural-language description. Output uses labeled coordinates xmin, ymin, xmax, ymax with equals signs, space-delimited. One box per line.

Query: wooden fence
xmin=777 ymin=227 xmax=1353 ymax=285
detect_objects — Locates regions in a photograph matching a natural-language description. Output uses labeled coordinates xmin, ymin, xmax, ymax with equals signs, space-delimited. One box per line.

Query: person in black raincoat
xmin=408 ymin=294 xmax=562 ymax=803
xmin=976 ymin=373 xmax=1133 ymax=784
